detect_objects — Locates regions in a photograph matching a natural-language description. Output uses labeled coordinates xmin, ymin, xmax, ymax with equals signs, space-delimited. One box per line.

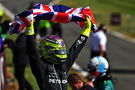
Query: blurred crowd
xmin=0 ymin=5 xmax=63 ymax=90
xmin=0 ymin=2 xmax=115 ymax=90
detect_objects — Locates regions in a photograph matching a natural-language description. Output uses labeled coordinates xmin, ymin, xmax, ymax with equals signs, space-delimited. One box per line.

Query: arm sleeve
xmin=26 ymin=35 xmax=47 ymax=86
xmin=26 ymin=35 xmax=41 ymax=64
xmin=25 ymin=17 xmax=45 ymax=70
xmin=66 ymin=17 xmax=91 ymax=71
xmin=66 ymin=35 xmax=88 ymax=70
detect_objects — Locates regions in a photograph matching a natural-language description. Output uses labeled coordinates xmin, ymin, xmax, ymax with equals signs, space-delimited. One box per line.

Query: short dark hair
xmin=68 ymin=73 xmax=82 ymax=83
xmin=98 ymin=24 xmax=107 ymax=33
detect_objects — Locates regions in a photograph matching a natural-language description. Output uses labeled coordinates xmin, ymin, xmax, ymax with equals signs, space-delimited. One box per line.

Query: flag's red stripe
xmin=19 ymin=17 xmax=30 ymax=26
xmin=42 ymin=4 xmax=51 ymax=11
xmin=55 ymin=12 xmax=69 ymax=23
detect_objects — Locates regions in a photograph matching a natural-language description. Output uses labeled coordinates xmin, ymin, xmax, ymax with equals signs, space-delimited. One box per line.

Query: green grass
xmin=57 ymin=0 xmax=135 ymax=14
xmin=8 ymin=66 xmax=40 ymax=90
xmin=57 ymin=0 xmax=135 ymax=38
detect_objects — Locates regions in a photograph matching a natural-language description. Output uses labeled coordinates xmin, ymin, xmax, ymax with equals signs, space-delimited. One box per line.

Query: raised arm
xmin=25 ymin=18 xmax=41 ymax=64
xmin=66 ymin=17 xmax=92 ymax=70
xmin=25 ymin=17 xmax=48 ymax=88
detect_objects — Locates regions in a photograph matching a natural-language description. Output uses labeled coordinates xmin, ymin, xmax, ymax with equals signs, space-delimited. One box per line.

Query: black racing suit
xmin=26 ymin=34 xmax=88 ymax=90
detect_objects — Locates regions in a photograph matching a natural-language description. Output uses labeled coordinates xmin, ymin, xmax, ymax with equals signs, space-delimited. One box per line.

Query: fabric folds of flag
xmin=9 ymin=4 xmax=97 ymax=34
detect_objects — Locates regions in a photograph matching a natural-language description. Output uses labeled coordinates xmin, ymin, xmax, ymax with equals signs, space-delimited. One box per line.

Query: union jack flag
xmin=9 ymin=3 xmax=97 ymax=34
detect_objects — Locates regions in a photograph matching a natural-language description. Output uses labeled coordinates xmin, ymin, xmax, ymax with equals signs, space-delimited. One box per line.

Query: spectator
xmin=51 ymin=22 xmax=63 ymax=37
xmin=87 ymin=56 xmax=114 ymax=90
xmin=90 ymin=24 xmax=108 ymax=59
xmin=0 ymin=36 xmax=7 ymax=90
xmin=13 ymin=33 xmax=33 ymax=90
xmin=24 ymin=16 xmax=92 ymax=90
xmin=0 ymin=36 xmax=14 ymax=90
xmin=0 ymin=8 xmax=18 ymax=90
xmin=38 ymin=20 xmax=51 ymax=36
xmin=0 ymin=8 xmax=8 ymax=90
xmin=68 ymin=73 xmax=96 ymax=90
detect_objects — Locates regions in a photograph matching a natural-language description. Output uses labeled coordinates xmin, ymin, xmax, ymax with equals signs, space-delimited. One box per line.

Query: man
xmin=13 ymin=33 xmax=33 ymax=90
xmin=90 ymin=24 xmax=108 ymax=59
xmin=24 ymin=16 xmax=92 ymax=90
xmin=38 ymin=20 xmax=51 ymax=36
xmin=87 ymin=56 xmax=114 ymax=90
xmin=51 ymin=22 xmax=63 ymax=37
xmin=0 ymin=9 xmax=12 ymax=90
xmin=68 ymin=73 xmax=96 ymax=90
xmin=0 ymin=36 xmax=6 ymax=90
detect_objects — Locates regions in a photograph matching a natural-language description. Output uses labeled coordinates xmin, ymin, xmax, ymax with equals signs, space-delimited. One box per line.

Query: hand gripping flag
xmin=9 ymin=4 xmax=97 ymax=34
